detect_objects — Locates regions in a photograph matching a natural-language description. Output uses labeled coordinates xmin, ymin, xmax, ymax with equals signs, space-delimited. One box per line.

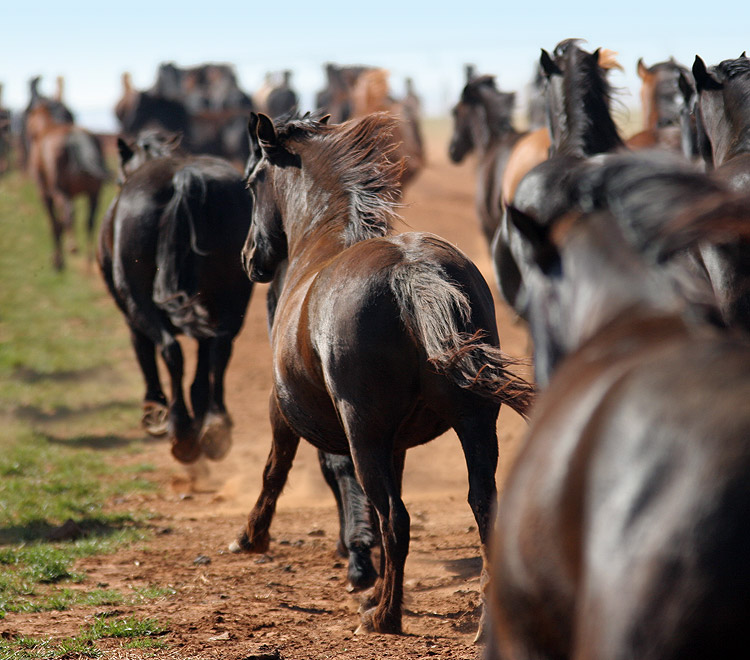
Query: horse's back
xmin=492 ymin=326 xmax=750 ymax=659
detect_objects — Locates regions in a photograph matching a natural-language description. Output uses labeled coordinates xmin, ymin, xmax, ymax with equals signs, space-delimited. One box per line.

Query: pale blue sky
xmin=3 ymin=1 xmax=748 ymax=130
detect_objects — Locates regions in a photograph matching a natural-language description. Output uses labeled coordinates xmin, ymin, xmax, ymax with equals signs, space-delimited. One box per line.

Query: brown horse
xmin=488 ymin=169 xmax=750 ymax=659
xmin=626 ymin=57 xmax=691 ymax=153
xmin=349 ymin=68 xmax=425 ymax=189
xmin=26 ymin=104 xmax=109 ymax=270
xmin=232 ymin=111 xmax=534 ymax=637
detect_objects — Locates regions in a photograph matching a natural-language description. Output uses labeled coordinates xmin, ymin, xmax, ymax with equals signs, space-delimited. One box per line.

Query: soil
xmin=1 ymin=126 xmax=531 ymax=659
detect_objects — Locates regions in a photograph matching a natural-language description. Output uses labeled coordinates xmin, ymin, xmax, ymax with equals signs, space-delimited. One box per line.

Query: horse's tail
xmin=153 ymin=164 xmax=216 ymax=338
xmin=390 ymin=262 xmax=535 ymax=419
xmin=67 ymin=129 xmax=110 ymax=181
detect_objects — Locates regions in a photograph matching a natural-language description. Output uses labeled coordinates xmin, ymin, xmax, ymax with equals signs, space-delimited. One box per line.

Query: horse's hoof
xmin=356 ymin=606 xmax=401 ymax=635
xmin=141 ymin=402 xmax=169 ymax=437
xmin=473 ymin=604 xmax=488 ymax=644
xmin=199 ymin=412 xmax=233 ymax=461
xmin=228 ymin=530 xmax=270 ymax=554
xmin=347 ymin=551 xmax=378 ymax=591
xmin=171 ymin=438 xmax=202 ymax=464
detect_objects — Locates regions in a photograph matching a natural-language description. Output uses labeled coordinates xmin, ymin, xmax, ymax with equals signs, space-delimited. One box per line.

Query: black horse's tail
xmin=390 ymin=262 xmax=535 ymax=419
xmin=66 ymin=129 xmax=110 ymax=181
xmin=153 ymin=165 xmax=216 ymax=338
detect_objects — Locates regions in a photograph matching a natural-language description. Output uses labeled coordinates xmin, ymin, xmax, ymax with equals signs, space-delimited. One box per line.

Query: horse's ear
xmin=117 ymin=137 xmax=134 ymax=167
xmin=637 ymin=58 xmax=648 ymax=80
xmin=678 ymin=70 xmax=695 ymax=102
xmin=256 ymin=113 xmax=277 ymax=150
xmin=166 ymin=132 xmax=183 ymax=150
xmin=319 ymin=114 xmax=331 ymax=125
xmin=540 ymin=49 xmax=562 ymax=77
xmin=693 ymin=55 xmax=722 ymax=91
xmin=507 ymin=205 xmax=560 ymax=275
xmin=247 ymin=112 xmax=259 ymax=143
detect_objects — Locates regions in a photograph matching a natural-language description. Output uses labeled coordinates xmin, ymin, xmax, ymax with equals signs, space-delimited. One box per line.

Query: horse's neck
xmin=558 ymin=88 xmax=622 ymax=158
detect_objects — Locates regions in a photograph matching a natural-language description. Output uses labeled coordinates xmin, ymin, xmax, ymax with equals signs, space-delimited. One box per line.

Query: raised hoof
xmin=141 ymin=402 xmax=169 ymax=437
xmin=356 ymin=606 xmax=401 ymax=635
xmin=199 ymin=412 xmax=233 ymax=461
xmin=171 ymin=437 xmax=202 ymax=464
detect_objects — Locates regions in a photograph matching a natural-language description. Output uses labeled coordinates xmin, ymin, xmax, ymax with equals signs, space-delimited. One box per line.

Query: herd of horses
xmin=7 ymin=42 xmax=750 ymax=656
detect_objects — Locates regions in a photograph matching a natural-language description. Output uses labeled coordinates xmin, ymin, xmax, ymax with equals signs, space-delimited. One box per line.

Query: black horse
xmin=97 ymin=133 xmax=254 ymax=463
xmin=488 ymin=164 xmax=750 ymax=659
xmin=492 ymin=39 xmax=624 ymax=318
xmin=449 ymin=75 xmax=525 ymax=245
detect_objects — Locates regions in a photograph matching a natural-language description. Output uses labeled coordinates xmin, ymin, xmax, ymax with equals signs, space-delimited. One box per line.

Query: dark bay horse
xmin=234 ymin=111 xmax=534 ymax=637
xmin=626 ymin=58 xmax=691 ymax=154
xmin=449 ymin=74 xmax=525 ymax=245
xmin=97 ymin=134 xmax=253 ymax=463
xmin=487 ymin=174 xmax=750 ymax=659
xmin=492 ymin=39 xmax=624 ymax=317
xmin=26 ymin=104 xmax=109 ymax=270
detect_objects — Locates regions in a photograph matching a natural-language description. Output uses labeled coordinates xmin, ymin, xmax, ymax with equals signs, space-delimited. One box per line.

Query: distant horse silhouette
xmin=315 ymin=64 xmax=373 ymax=123
xmin=448 ymin=74 xmax=525 ymax=245
xmin=492 ymin=39 xmax=624 ymax=317
xmin=488 ymin=169 xmax=750 ymax=659
xmin=255 ymin=71 xmax=299 ymax=119
xmin=626 ymin=57 xmax=691 ymax=154
xmin=233 ymin=111 xmax=534 ymax=637
xmin=26 ymin=104 xmax=109 ymax=270
xmin=0 ymin=84 xmax=10 ymax=175
xmin=97 ymin=133 xmax=253 ymax=463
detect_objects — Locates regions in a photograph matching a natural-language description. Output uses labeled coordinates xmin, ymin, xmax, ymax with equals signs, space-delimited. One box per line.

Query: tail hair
xmin=391 ymin=262 xmax=535 ymax=418
xmin=153 ymin=165 xmax=215 ymax=338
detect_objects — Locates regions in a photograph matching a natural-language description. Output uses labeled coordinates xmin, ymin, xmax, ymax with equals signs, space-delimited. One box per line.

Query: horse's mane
xmin=556 ymin=41 xmax=623 ymax=154
xmin=715 ymin=56 xmax=750 ymax=81
xmin=275 ymin=112 xmax=403 ymax=244
xmin=573 ymin=152 xmax=726 ymax=255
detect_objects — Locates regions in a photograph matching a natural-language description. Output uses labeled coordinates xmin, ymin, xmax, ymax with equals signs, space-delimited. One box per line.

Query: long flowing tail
xmin=153 ymin=165 xmax=215 ymax=338
xmin=390 ymin=261 xmax=535 ymax=419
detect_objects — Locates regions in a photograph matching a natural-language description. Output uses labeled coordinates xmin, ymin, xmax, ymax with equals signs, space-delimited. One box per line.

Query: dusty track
xmin=3 ymin=124 xmax=531 ymax=659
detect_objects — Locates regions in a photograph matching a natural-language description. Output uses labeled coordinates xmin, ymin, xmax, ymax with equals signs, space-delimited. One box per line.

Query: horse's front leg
xmin=230 ymin=394 xmax=300 ymax=554
xmin=40 ymin=192 xmax=64 ymax=270
xmin=197 ymin=334 xmax=234 ymax=461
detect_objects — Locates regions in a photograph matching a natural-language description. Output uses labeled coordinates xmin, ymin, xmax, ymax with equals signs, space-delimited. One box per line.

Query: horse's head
xmin=241 ymin=112 xmax=299 ymax=283
xmin=638 ymin=58 xmax=689 ymax=131
xmin=449 ymin=75 xmax=514 ymax=163
xmin=692 ymin=53 xmax=750 ymax=167
xmin=116 ymin=130 xmax=182 ymax=183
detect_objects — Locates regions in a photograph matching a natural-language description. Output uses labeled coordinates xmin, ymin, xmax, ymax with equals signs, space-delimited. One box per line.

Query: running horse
xmin=493 ymin=39 xmax=624 ymax=318
xmin=26 ymin=103 xmax=109 ymax=270
xmin=233 ymin=111 xmax=534 ymax=636
xmin=97 ymin=132 xmax=253 ymax=463
xmin=488 ymin=164 xmax=750 ymax=659
xmin=448 ymin=74 xmax=525 ymax=245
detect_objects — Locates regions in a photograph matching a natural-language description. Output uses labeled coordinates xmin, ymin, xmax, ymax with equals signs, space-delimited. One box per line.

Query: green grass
xmin=0 ymin=166 xmax=173 ymax=644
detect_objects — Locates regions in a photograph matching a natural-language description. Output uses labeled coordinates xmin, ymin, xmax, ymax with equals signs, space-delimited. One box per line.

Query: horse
xmin=315 ymin=64 xmax=373 ymax=123
xmin=0 ymin=84 xmax=11 ymax=175
xmin=97 ymin=132 xmax=254 ymax=464
xmin=232 ymin=111 xmax=534 ymax=637
xmin=256 ymin=70 xmax=299 ymax=119
xmin=492 ymin=39 xmax=624 ymax=317
xmin=448 ymin=74 xmax=525 ymax=245
xmin=350 ymin=68 xmax=425 ymax=189
xmin=26 ymin=104 xmax=109 ymax=270
xmin=625 ymin=58 xmax=691 ymax=154
xmin=487 ymin=166 xmax=750 ymax=659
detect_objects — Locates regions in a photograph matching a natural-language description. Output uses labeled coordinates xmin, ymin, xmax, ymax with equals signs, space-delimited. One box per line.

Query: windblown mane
xmin=556 ymin=41 xmax=623 ymax=154
xmin=275 ymin=112 xmax=404 ymax=245
xmin=712 ymin=57 xmax=750 ymax=126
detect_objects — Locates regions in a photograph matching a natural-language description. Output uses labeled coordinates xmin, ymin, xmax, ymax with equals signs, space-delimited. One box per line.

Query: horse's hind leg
xmin=85 ymin=189 xmax=100 ymax=264
xmin=57 ymin=194 xmax=78 ymax=254
xmin=348 ymin=434 xmax=410 ymax=635
xmin=230 ymin=394 xmax=300 ymax=553
xmin=131 ymin=327 xmax=168 ymax=437
xmin=454 ymin=405 xmax=500 ymax=643
xmin=318 ymin=450 xmax=378 ymax=590
xmin=41 ymin=193 xmax=64 ymax=270
xmin=160 ymin=334 xmax=200 ymax=463
xmin=198 ymin=334 xmax=234 ymax=461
